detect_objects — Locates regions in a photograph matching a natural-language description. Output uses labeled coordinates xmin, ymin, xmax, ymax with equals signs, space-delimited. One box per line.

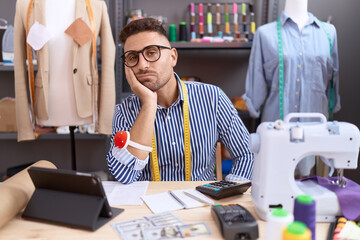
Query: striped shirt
xmin=106 ymin=73 xmax=254 ymax=184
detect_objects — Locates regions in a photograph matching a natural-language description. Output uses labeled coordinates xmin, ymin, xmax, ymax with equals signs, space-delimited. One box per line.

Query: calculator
xmin=195 ymin=180 xmax=251 ymax=200
xmin=211 ymin=204 xmax=259 ymax=240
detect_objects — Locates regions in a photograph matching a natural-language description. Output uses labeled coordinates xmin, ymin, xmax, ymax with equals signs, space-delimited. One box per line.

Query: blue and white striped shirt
xmin=107 ymin=74 xmax=254 ymax=184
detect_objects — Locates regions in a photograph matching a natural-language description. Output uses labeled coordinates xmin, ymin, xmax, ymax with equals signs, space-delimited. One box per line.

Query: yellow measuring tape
xmin=25 ymin=0 xmax=35 ymax=113
xmin=150 ymin=80 xmax=191 ymax=181
xmin=25 ymin=0 xmax=97 ymax=114
xmin=85 ymin=0 xmax=97 ymax=68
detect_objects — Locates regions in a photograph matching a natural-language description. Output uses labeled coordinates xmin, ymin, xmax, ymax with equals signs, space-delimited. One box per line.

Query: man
xmin=106 ymin=18 xmax=253 ymax=183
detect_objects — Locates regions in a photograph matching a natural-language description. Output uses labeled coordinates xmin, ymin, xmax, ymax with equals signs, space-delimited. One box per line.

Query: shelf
xmin=0 ymin=64 xmax=15 ymax=71
xmin=0 ymin=64 xmax=101 ymax=72
xmin=0 ymin=132 xmax=110 ymax=140
xmin=170 ymin=41 xmax=252 ymax=50
xmin=0 ymin=64 xmax=39 ymax=72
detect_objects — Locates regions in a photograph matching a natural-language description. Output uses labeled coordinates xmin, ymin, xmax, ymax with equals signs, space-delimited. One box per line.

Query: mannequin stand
xmin=69 ymin=126 xmax=77 ymax=170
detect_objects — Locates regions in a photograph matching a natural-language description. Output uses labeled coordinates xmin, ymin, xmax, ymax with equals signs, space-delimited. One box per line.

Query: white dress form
xmin=37 ymin=0 xmax=92 ymax=127
xmin=285 ymin=0 xmax=316 ymax=177
xmin=284 ymin=0 xmax=309 ymax=31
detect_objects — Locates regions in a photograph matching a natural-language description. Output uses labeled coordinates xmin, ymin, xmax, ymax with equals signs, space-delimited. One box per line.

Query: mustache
xmin=135 ymin=69 xmax=156 ymax=75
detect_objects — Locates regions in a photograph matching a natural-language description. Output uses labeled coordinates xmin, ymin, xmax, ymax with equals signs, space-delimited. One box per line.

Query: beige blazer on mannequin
xmin=14 ymin=0 xmax=116 ymax=141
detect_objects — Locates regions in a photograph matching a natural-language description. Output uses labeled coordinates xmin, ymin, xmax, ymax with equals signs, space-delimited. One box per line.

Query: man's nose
xmin=136 ymin=53 xmax=150 ymax=69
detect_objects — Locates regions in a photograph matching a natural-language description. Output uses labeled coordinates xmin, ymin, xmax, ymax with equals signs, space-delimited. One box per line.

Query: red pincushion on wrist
xmin=114 ymin=131 xmax=129 ymax=149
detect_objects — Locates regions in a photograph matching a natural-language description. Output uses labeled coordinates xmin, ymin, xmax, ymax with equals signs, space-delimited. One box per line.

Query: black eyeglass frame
xmin=121 ymin=45 xmax=171 ymax=67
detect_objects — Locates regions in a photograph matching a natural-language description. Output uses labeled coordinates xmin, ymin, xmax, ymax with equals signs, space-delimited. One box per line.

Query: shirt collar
xmin=156 ymin=72 xmax=183 ymax=110
xmin=175 ymin=72 xmax=185 ymax=103
xmin=280 ymin=11 xmax=320 ymax=28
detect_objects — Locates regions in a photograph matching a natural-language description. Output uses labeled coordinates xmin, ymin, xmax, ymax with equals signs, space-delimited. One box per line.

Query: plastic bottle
xmin=267 ymin=208 xmax=294 ymax=240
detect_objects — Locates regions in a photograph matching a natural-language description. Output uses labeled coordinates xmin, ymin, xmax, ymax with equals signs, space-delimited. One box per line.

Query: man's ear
xmin=170 ymin=48 xmax=178 ymax=67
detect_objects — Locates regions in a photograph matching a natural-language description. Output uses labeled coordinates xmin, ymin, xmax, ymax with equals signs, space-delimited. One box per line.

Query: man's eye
xmin=145 ymin=50 xmax=156 ymax=57
xmin=126 ymin=54 xmax=137 ymax=62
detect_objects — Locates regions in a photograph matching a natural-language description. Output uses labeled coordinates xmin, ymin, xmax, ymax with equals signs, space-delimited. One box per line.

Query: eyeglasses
xmin=122 ymin=45 xmax=171 ymax=67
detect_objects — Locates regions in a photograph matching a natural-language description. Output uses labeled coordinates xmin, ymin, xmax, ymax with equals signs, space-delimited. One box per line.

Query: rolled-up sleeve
xmin=242 ymin=28 xmax=268 ymax=119
xmin=106 ymin=104 xmax=150 ymax=184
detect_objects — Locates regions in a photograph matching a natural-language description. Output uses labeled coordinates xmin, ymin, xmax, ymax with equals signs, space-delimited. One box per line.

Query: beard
xmin=136 ymin=70 xmax=171 ymax=92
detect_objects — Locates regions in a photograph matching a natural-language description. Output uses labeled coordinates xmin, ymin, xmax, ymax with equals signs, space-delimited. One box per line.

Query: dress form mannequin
xmin=14 ymin=0 xmax=116 ymax=143
xmin=37 ymin=0 xmax=92 ymax=127
xmin=37 ymin=0 xmax=92 ymax=170
xmin=243 ymin=0 xmax=340 ymax=177
xmin=284 ymin=0 xmax=309 ymax=31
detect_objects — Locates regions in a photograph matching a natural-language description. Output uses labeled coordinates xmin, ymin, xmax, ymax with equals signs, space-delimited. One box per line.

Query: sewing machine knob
xmin=274 ymin=120 xmax=284 ymax=130
xmin=249 ymin=133 xmax=260 ymax=153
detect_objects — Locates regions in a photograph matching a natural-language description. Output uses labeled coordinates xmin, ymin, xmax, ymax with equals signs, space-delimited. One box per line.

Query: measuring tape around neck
xmin=276 ymin=18 xmax=334 ymax=120
xmin=150 ymin=80 xmax=191 ymax=181
xmin=25 ymin=0 xmax=97 ymax=117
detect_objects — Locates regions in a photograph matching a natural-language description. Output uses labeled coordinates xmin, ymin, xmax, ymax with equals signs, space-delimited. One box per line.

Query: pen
xmin=183 ymin=191 xmax=214 ymax=205
xmin=169 ymin=191 xmax=188 ymax=208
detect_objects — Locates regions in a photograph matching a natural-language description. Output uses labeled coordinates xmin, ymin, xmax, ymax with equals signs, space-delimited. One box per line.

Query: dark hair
xmin=119 ymin=18 xmax=167 ymax=44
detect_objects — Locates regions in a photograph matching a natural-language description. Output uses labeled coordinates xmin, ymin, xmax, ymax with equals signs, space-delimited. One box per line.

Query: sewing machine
xmin=249 ymin=113 xmax=360 ymax=222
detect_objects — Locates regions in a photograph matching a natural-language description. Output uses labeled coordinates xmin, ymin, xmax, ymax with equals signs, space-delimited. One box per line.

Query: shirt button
xmin=296 ymin=78 xmax=300 ymax=82
xmin=73 ymin=68 xmax=77 ymax=74
xmin=299 ymin=52 xmax=303 ymax=56
xmin=167 ymin=116 xmax=171 ymax=120
xmin=175 ymin=163 xmax=179 ymax=167
xmin=295 ymin=105 xmax=298 ymax=109
xmin=298 ymin=64 xmax=302 ymax=69
xmin=296 ymin=91 xmax=299 ymax=95
xmin=172 ymin=142 xmax=176 ymax=146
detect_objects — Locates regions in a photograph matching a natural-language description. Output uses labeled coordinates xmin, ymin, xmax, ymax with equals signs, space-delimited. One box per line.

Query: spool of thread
xmin=267 ymin=208 xmax=294 ymax=240
xmin=168 ymin=24 xmax=177 ymax=42
xmin=179 ymin=22 xmax=188 ymax=42
xmin=294 ymin=194 xmax=316 ymax=240
xmin=282 ymin=221 xmax=311 ymax=240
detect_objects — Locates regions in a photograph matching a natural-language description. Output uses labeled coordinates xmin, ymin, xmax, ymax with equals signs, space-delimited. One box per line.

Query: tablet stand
xmin=69 ymin=126 xmax=77 ymax=170
xmin=22 ymin=188 xmax=123 ymax=231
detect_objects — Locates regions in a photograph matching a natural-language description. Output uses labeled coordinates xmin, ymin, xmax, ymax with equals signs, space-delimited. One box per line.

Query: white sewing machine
xmin=250 ymin=113 xmax=360 ymax=222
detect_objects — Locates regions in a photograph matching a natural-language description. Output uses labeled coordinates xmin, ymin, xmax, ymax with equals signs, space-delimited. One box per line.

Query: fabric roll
xmin=0 ymin=160 xmax=57 ymax=228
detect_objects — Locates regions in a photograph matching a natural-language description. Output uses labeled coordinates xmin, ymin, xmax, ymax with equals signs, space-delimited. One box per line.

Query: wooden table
xmin=0 ymin=181 xmax=330 ymax=239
